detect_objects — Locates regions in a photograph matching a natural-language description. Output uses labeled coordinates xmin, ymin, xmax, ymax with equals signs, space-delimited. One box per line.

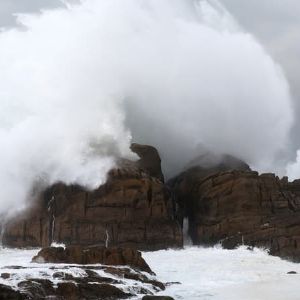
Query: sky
xmin=220 ymin=0 xmax=300 ymax=151
xmin=0 ymin=0 xmax=299 ymax=153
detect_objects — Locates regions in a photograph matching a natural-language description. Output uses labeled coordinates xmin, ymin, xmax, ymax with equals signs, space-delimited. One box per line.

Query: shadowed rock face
xmin=2 ymin=144 xmax=182 ymax=250
xmin=170 ymin=166 xmax=300 ymax=262
xmin=130 ymin=143 xmax=164 ymax=182
xmin=168 ymin=152 xmax=251 ymax=226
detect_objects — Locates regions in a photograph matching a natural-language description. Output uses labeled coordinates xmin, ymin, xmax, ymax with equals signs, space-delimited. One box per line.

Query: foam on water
xmin=1 ymin=246 xmax=299 ymax=299
xmin=143 ymin=246 xmax=300 ymax=300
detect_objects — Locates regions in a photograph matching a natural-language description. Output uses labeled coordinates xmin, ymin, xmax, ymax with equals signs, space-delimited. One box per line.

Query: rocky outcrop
xmin=0 ymin=263 xmax=166 ymax=299
xmin=0 ymin=246 xmax=169 ymax=300
xmin=0 ymin=284 xmax=24 ymax=300
xmin=171 ymin=166 xmax=300 ymax=261
xmin=130 ymin=143 xmax=164 ymax=182
xmin=3 ymin=144 xmax=182 ymax=250
xmin=169 ymin=152 xmax=251 ymax=226
xmin=32 ymin=246 xmax=153 ymax=274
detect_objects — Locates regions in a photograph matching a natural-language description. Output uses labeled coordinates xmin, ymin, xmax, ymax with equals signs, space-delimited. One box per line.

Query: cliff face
xmin=168 ymin=153 xmax=251 ymax=225
xmin=4 ymin=145 xmax=300 ymax=262
xmin=170 ymin=168 xmax=300 ymax=261
xmin=2 ymin=144 xmax=182 ymax=250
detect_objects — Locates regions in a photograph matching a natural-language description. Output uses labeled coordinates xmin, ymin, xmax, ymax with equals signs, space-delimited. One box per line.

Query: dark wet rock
xmin=3 ymin=266 xmax=27 ymax=270
xmin=57 ymin=282 xmax=130 ymax=300
xmin=103 ymin=265 xmax=165 ymax=292
xmin=18 ymin=279 xmax=55 ymax=299
xmin=83 ymin=269 xmax=120 ymax=284
xmin=16 ymin=278 xmax=131 ymax=300
xmin=1 ymin=273 xmax=11 ymax=279
xmin=55 ymin=282 xmax=77 ymax=300
xmin=165 ymin=282 xmax=181 ymax=286
xmin=0 ymin=284 xmax=24 ymax=300
xmin=32 ymin=245 xmax=153 ymax=274
xmin=0 ymin=263 xmax=165 ymax=300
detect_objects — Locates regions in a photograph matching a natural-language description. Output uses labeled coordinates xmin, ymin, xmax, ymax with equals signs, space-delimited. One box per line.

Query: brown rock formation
xmin=0 ymin=247 xmax=168 ymax=300
xmin=3 ymin=144 xmax=182 ymax=250
xmin=169 ymin=152 xmax=251 ymax=226
xmin=171 ymin=167 xmax=300 ymax=261
xmin=32 ymin=246 xmax=153 ymax=274
xmin=130 ymin=143 xmax=164 ymax=182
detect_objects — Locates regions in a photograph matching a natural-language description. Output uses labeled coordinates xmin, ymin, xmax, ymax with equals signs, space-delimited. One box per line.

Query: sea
xmin=0 ymin=245 xmax=299 ymax=299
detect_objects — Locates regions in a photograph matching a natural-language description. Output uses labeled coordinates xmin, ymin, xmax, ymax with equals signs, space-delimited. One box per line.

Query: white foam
xmin=143 ymin=246 xmax=300 ymax=299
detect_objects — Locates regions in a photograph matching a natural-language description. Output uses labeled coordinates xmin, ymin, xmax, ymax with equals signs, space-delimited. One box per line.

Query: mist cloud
xmin=0 ymin=0 xmax=294 ymax=216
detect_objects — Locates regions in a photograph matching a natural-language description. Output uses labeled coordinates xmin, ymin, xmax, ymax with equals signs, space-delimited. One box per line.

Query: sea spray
xmin=0 ymin=0 xmax=293 ymax=216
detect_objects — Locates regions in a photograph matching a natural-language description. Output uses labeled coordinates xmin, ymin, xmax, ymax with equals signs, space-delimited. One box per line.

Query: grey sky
xmin=0 ymin=0 xmax=64 ymax=27
xmin=220 ymin=0 xmax=300 ymax=155
xmin=221 ymin=0 xmax=300 ymax=94
xmin=0 ymin=0 xmax=299 ymax=153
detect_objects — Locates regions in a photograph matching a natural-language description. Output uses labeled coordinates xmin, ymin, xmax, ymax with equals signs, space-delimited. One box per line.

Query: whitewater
xmin=0 ymin=246 xmax=299 ymax=299
xmin=145 ymin=246 xmax=300 ymax=300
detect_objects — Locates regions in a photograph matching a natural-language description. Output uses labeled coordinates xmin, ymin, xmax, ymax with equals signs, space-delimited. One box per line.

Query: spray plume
xmin=0 ymin=0 xmax=294 ymax=216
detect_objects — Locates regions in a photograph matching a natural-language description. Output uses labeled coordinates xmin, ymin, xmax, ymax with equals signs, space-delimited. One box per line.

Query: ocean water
xmin=0 ymin=246 xmax=299 ymax=299
xmin=143 ymin=246 xmax=300 ymax=300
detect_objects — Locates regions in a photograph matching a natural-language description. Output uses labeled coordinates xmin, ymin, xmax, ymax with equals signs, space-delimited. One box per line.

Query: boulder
xmin=32 ymin=246 xmax=153 ymax=274
xmin=17 ymin=279 xmax=131 ymax=300
xmin=3 ymin=144 xmax=182 ymax=250
xmin=0 ymin=284 xmax=24 ymax=300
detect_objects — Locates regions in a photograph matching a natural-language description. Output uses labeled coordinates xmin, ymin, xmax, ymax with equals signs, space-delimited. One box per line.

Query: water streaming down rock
xmin=0 ymin=223 xmax=5 ymax=246
xmin=48 ymin=196 xmax=56 ymax=244
xmin=51 ymin=216 xmax=56 ymax=245
xmin=105 ymin=228 xmax=110 ymax=248
xmin=183 ymin=218 xmax=193 ymax=247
